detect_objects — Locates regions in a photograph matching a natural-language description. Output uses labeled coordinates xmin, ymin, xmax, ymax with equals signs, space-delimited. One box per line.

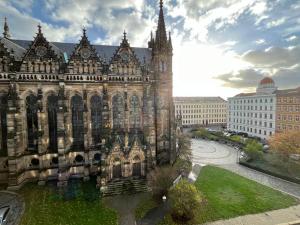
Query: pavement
xmin=105 ymin=193 xmax=149 ymax=225
xmin=205 ymin=205 xmax=300 ymax=225
xmin=0 ymin=191 xmax=24 ymax=225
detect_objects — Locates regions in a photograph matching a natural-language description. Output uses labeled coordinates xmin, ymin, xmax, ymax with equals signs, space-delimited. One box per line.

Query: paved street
xmin=0 ymin=191 xmax=24 ymax=225
xmin=191 ymin=139 xmax=300 ymax=199
xmin=205 ymin=205 xmax=300 ymax=225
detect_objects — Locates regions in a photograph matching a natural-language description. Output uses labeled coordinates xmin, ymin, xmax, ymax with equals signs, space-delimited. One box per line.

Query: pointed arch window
xmin=26 ymin=94 xmax=38 ymax=151
xmin=47 ymin=95 xmax=58 ymax=152
xmin=90 ymin=95 xmax=102 ymax=145
xmin=71 ymin=95 xmax=84 ymax=150
xmin=112 ymin=94 xmax=124 ymax=129
xmin=130 ymin=95 xmax=140 ymax=129
xmin=0 ymin=95 xmax=7 ymax=156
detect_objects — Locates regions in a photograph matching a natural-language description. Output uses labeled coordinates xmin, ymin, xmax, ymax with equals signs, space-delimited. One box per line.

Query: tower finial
xmin=38 ymin=23 xmax=42 ymax=34
xmin=83 ymin=26 xmax=87 ymax=37
xmin=120 ymin=30 xmax=130 ymax=48
xmin=3 ymin=17 xmax=11 ymax=38
xmin=160 ymin=0 xmax=163 ymax=9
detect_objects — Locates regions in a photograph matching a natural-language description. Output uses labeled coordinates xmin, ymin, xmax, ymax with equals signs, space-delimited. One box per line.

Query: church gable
xmin=20 ymin=25 xmax=61 ymax=73
xmin=67 ymin=28 xmax=102 ymax=74
xmin=109 ymin=31 xmax=142 ymax=76
xmin=0 ymin=42 xmax=14 ymax=72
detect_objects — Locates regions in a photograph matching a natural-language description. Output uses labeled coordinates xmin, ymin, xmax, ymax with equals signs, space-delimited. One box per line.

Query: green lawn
xmin=18 ymin=179 xmax=118 ymax=225
xmin=160 ymin=165 xmax=299 ymax=224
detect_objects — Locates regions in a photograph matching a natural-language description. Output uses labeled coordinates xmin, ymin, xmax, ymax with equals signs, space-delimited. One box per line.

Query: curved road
xmin=191 ymin=138 xmax=300 ymax=199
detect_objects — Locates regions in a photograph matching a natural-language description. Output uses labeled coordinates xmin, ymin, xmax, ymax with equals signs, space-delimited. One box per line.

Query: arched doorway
xmin=113 ymin=158 xmax=122 ymax=179
xmin=132 ymin=155 xmax=141 ymax=177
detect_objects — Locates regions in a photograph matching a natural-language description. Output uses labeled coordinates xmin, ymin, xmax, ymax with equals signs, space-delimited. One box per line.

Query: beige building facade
xmin=174 ymin=97 xmax=227 ymax=127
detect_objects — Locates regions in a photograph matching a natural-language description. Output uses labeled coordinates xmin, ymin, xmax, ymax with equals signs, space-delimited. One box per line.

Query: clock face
xmin=80 ymin=47 xmax=91 ymax=59
xmin=35 ymin=46 xmax=47 ymax=57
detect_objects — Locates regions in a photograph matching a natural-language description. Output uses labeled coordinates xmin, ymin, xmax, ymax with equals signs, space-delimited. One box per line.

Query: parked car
xmin=0 ymin=206 xmax=10 ymax=225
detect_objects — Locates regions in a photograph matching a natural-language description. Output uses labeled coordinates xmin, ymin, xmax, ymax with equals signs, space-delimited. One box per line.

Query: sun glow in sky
xmin=0 ymin=0 xmax=300 ymax=99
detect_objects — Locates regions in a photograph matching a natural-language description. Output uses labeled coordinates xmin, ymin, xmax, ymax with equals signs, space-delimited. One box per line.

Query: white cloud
xmin=255 ymin=39 xmax=265 ymax=45
xmin=286 ymin=35 xmax=297 ymax=42
xmin=266 ymin=17 xmax=286 ymax=28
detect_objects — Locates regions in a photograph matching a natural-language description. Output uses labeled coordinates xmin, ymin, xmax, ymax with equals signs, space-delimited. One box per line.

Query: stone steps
xmin=102 ymin=178 xmax=149 ymax=196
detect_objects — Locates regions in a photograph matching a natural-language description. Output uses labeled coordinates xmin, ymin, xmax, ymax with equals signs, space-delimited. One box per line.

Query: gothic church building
xmin=0 ymin=1 xmax=174 ymax=192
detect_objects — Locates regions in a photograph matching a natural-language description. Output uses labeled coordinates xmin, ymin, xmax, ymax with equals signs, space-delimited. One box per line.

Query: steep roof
xmin=0 ymin=38 xmax=152 ymax=64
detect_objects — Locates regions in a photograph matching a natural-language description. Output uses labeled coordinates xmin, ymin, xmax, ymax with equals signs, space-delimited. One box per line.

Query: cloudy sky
xmin=0 ymin=0 xmax=300 ymax=99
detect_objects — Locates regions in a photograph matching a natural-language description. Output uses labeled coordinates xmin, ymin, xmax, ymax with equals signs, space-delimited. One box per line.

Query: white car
xmin=0 ymin=206 xmax=10 ymax=225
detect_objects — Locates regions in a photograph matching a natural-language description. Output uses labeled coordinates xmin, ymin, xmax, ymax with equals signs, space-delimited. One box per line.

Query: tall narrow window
xmin=90 ymin=95 xmax=102 ymax=145
xmin=48 ymin=95 xmax=58 ymax=152
xmin=112 ymin=94 xmax=124 ymax=129
xmin=130 ymin=95 xmax=140 ymax=129
xmin=0 ymin=95 xmax=7 ymax=156
xmin=26 ymin=94 xmax=38 ymax=151
xmin=71 ymin=95 xmax=84 ymax=150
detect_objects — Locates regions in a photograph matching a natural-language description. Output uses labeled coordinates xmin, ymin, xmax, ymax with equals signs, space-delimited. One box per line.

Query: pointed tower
xmin=3 ymin=17 xmax=11 ymax=39
xmin=152 ymin=0 xmax=174 ymax=165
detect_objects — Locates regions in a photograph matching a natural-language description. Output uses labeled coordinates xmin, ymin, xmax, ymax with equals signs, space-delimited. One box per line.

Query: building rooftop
xmin=173 ymin=96 xmax=227 ymax=102
xmin=0 ymin=37 xmax=152 ymax=64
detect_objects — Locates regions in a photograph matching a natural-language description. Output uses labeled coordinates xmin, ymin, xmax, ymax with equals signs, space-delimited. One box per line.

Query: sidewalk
xmin=205 ymin=204 xmax=300 ymax=225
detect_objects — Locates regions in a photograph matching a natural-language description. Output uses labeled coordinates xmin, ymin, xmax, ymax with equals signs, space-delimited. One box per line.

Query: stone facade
xmin=0 ymin=1 xmax=175 ymax=190
xmin=276 ymin=87 xmax=300 ymax=132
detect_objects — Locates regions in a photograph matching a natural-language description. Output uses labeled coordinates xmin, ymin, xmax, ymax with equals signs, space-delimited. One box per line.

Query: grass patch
xmin=135 ymin=193 xmax=158 ymax=220
xmin=161 ymin=165 xmax=298 ymax=224
xmin=18 ymin=179 xmax=118 ymax=225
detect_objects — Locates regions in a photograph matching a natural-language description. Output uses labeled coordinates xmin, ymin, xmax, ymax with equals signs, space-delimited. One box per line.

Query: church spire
xmin=3 ymin=17 xmax=11 ymax=39
xmin=155 ymin=0 xmax=168 ymax=50
xmin=120 ymin=30 xmax=130 ymax=48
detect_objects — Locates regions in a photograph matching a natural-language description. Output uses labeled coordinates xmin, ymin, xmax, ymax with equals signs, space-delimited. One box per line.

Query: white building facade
xmin=227 ymin=77 xmax=277 ymax=140
xmin=174 ymin=97 xmax=227 ymax=127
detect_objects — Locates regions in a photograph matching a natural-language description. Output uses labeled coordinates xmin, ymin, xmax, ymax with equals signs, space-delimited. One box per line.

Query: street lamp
xmin=162 ymin=195 xmax=167 ymax=203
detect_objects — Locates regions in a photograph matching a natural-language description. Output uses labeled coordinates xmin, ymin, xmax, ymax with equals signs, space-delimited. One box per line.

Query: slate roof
xmin=0 ymin=38 xmax=152 ymax=64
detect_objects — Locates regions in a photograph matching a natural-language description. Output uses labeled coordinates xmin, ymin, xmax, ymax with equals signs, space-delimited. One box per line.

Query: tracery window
xmin=0 ymin=95 xmax=7 ymax=156
xmin=130 ymin=95 xmax=140 ymax=128
xmin=112 ymin=94 xmax=124 ymax=129
xmin=71 ymin=95 xmax=84 ymax=149
xmin=47 ymin=95 xmax=58 ymax=152
xmin=90 ymin=95 xmax=102 ymax=145
xmin=26 ymin=94 xmax=38 ymax=151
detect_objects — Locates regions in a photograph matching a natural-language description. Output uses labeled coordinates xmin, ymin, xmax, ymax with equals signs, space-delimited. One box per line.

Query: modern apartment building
xmin=227 ymin=77 xmax=277 ymax=140
xmin=174 ymin=97 xmax=227 ymax=127
xmin=276 ymin=87 xmax=300 ymax=132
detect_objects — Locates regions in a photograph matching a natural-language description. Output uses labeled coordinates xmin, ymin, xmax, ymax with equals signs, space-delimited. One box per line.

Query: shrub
xmin=169 ymin=179 xmax=202 ymax=222
xmin=243 ymin=139 xmax=263 ymax=161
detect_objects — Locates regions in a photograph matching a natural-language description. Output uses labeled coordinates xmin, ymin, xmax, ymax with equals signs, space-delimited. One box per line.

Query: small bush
xmin=243 ymin=139 xmax=263 ymax=161
xmin=169 ymin=179 xmax=202 ymax=222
